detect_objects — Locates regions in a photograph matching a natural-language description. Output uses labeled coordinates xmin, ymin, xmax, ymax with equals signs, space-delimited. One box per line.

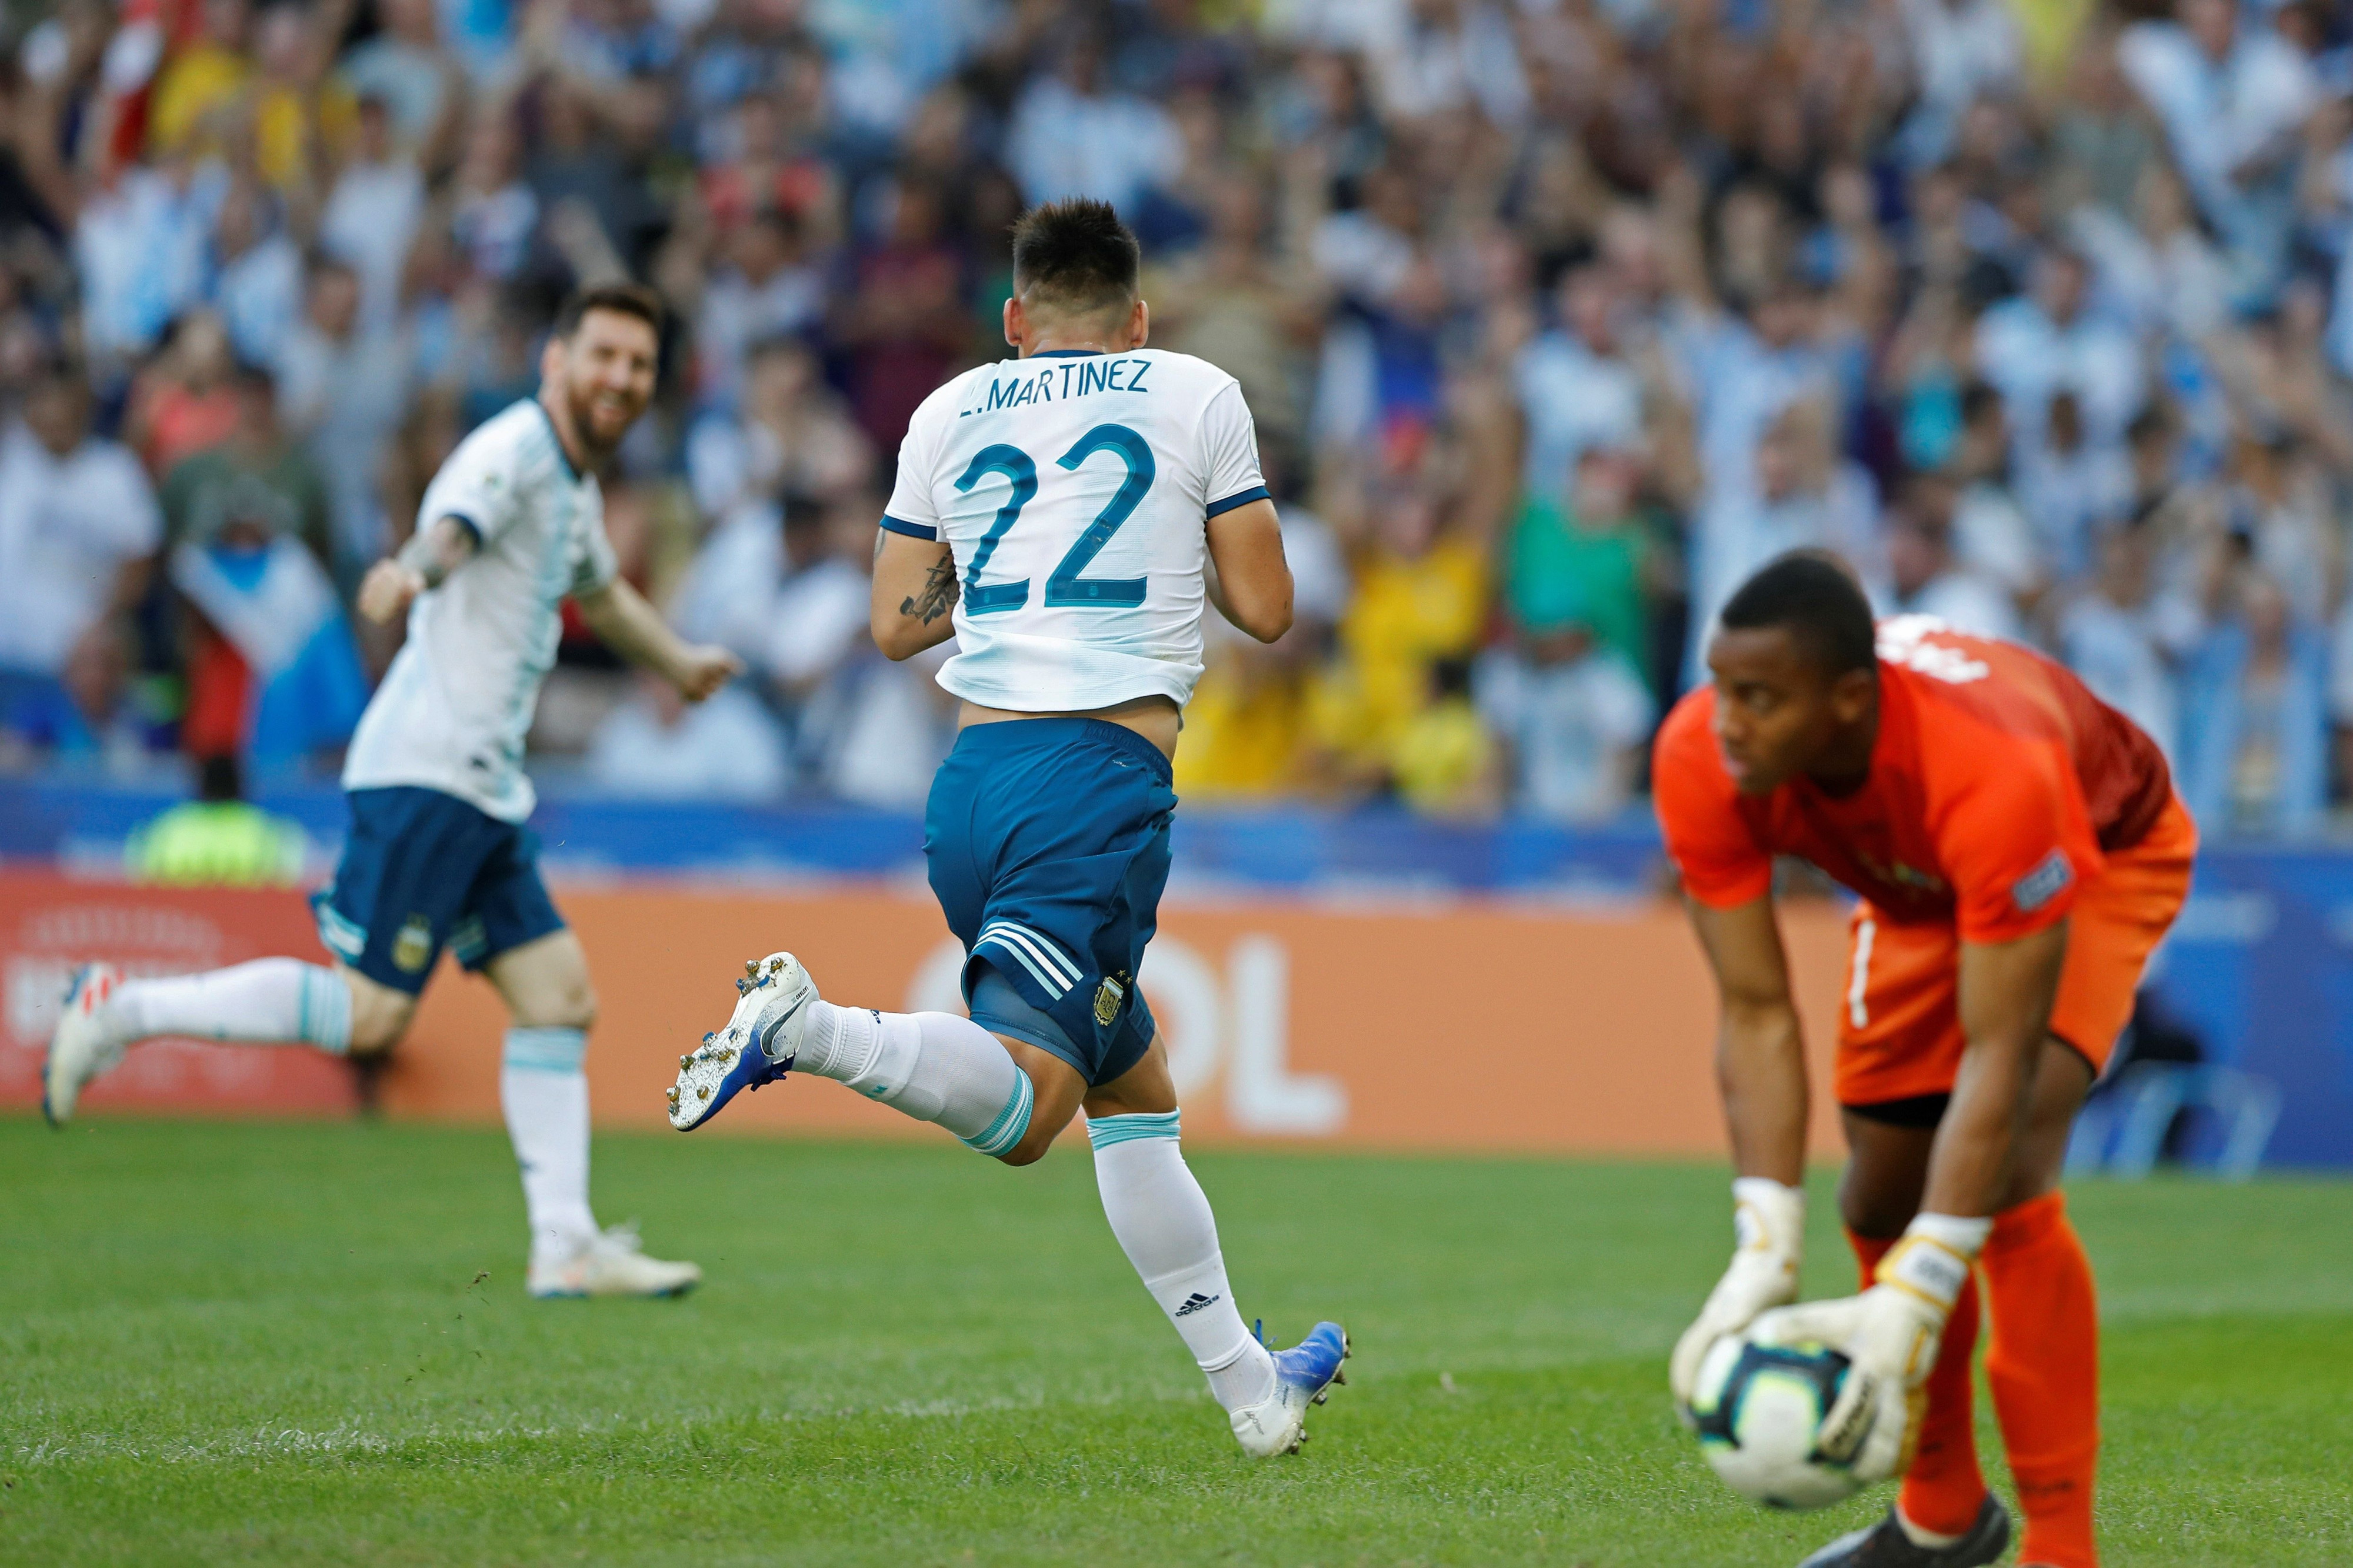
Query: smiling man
xmin=46 ymin=284 xmax=741 ymax=1300
xmin=1654 ymin=551 xmax=2195 ymax=1568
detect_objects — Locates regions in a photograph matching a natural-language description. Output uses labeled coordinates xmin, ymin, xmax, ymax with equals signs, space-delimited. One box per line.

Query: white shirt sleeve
xmin=881 ymin=406 xmax=942 ymax=540
xmin=418 ymin=429 xmax=523 ymax=545
xmin=1198 ymin=379 xmax=1267 ymax=516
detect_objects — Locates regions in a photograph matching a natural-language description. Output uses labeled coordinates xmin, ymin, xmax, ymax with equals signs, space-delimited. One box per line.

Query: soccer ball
xmin=1686 ymin=1329 xmax=1866 ymax=1510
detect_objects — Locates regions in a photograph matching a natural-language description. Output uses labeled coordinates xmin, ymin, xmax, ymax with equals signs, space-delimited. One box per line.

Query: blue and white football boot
xmin=1230 ymin=1320 xmax=1351 ymax=1457
xmin=668 ymin=952 xmax=818 ymax=1131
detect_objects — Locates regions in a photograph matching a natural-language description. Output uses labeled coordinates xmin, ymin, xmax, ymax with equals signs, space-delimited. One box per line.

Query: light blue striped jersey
xmin=342 ymin=399 xmax=616 ymax=822
xmin=881 ymin=348 xmax=1267 ymax=713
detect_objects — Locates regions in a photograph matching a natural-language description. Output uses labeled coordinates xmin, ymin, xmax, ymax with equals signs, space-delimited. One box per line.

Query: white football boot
xmin=527 ymin=1224 xmax=702 ymax=1299
xmin=1229 ymin=1321 xmax=1351 ymax=1457
xmin=668 ymin=952 xmax=818 ymax=1131
xmin=44 ymin=964 xmax=130 ymax=1127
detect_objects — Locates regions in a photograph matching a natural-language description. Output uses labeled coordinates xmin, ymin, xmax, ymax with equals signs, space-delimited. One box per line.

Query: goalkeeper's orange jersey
xmin=1652 ymin=618 xmax=2174 ymax=943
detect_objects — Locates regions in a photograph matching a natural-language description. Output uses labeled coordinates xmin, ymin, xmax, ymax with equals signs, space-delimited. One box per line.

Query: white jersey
xmin=344 ymin=399 xmax=616 ymax=822
xmin=882 ymin=348 xmax=1266 ymax=712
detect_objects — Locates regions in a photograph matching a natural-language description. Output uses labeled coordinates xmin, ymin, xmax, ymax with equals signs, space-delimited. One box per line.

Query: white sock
xmin=793 ymin=1001 xmax=1033 ymax=1156
xmin=501 ymin=1027 xmax=599 ymax=1262
xmin=108 ymin=959 xmax=351 ymax=1052
xmin=1089 ymin=1112 xmax=1276 ymax=1412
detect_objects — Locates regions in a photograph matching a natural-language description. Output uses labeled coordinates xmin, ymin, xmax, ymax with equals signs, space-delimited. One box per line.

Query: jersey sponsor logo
xmin=2012 ymin=849 xmax=2074 ymax=913
xmin=1877 ymin=615 xmax=1991 ymax=684
xmin=391 ymin=913 xmax=435 ymax=973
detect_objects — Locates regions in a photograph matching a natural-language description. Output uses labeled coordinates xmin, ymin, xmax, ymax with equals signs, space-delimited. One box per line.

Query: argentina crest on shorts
xmin=925 ymin=718 xmax=1174 ymax=1089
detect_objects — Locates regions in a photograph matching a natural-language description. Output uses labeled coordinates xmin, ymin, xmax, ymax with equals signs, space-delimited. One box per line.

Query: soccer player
xmin=666 ymin=199 xmax=1349 ymax=1456
xmin=45 ymin=283 xmax=739 ymax=1300
xmin=1657 ymin=553 xmax=2193 ymax=1568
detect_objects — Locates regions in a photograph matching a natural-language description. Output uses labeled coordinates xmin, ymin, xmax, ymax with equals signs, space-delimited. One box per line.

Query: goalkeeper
xmin=1652 ymin=553 xmax=2194 ymax=1568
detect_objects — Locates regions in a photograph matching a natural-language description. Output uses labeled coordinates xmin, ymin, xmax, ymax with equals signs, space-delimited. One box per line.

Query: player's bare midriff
xmin=958 ymin=695 xmax=1181 ymax=759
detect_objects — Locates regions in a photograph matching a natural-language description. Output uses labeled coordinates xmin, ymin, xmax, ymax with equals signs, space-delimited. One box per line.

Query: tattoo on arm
xmin=396 ymin=516 xmax=479 ymax=589
xmin=899 ymin=554 xmax=959 ymax=626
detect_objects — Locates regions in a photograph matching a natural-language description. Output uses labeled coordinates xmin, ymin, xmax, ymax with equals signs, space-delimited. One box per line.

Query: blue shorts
xmin=311 ymin=786 xmax=565 ymax=996
xmin=925 ymin=718 xmax=1174 ymax=1088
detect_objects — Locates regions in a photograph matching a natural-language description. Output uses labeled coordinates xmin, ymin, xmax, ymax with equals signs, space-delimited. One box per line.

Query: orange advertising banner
xmin=0 ymin=870 xmax=1854 ymax=1157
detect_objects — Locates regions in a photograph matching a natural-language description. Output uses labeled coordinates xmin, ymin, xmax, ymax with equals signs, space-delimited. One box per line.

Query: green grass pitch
xmin=2 ymin=1117 xmax=2348 ymax=1566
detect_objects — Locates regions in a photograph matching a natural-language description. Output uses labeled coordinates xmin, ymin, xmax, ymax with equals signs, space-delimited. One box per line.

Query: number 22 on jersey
xmin=954 ymin=423 xmax=1155 ymax=613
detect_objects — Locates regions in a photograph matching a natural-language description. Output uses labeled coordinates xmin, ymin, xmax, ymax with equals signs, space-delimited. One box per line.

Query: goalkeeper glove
xmin=1669 ymin=1177 xmax=1805 ymax=1415
xmin=1748 ymin=1211 xmax=1990 ymax=1483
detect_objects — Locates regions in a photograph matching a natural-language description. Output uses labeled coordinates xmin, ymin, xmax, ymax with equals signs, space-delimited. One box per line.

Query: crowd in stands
xmin=6 ymin=0 xmax=2353 ymax=838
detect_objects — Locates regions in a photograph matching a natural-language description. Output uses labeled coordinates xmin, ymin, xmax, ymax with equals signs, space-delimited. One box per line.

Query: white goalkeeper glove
xmin=1748 ymin=1212 xmax=1989 ymax=1483
xmin=1669 ymin=1177 xmax=1805 ymax=1414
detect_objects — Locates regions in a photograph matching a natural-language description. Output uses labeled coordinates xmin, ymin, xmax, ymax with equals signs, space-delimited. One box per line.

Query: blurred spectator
xmin=1975 ymin=246 xmax=2144 ymax=459
xmin=210 ymin=175 xmax=301 ymax=369
xmin=2051 ymin=28 xmax=2161 ymax=217
xmin=1514 ymin=265 xmax=1644 ymax=502
xmin=586 ymin=670 xmax=787 ymax=799
xmin=1947 ymin=381 xmax=2041 ymax=609
xmin=2061 ymin=518 xmax=2201 ymax=762
xmin=2182 ymin=569 xmax=2330 ymax=836
xmin=2119 ymin=0 xmax=2319 ymax=298
xmin=831 ymin=179 xmax=969 ymax=451
xmin=1006 ymin=32 xmax=1178 ymax=216
xmin=1687 ymin=397 xmax=1878 ymax=680
xmin=1896 ymin=0 xmax=2023 ymax=168
xmin=1175 ymin=632 xmax=1325 ymax=802
xmin=318 ymin=94 xmax=428 ymax=332
xmin=126 ymin=752 xmax=308 ymax=885
xmin=529 ymin=77 xmax=665 ymax=279
xmin=338 ymin=0 xmax=464 ymax=155
xmin=159 ymin=362 xmax=331 ymax=558
xmin=1878 ymin=478 xmax=2025 ymax=642
xmin=691 ymin=206 xmax=824 ymax=408
xmin=2015 ymin=388 xmax=2132 ymax=585
xmin=685 ymin=334 xmax=869 ymax=523
xmin=162 ymin=363 xmax=364 ymax=763
xmin=0 ymin=364 xmax=162 ymax=756
xmin=672 ymin=489 xmax=812 ymax=669
xmin=1144 ymin=178 xmax=1318 ymax=455
xmin=1173 ymin=455 xmax=1353 ymax=803
xmin=1311 ymin=429 xmax=1501 ymax=791
xmin=1389 ymin=658 xmax=1499 ymax=818
xmin=1504 ymin=446 xmax=1656 ymax=687
xmin=278 ymin=255 xmax=412 ymax=583
xmin=125 ymin=308 xmax=242 ymax=475
xmin=446 ymin=106 xmax=540 ymax=285
xmin=145 ymin=0 xmax=258 ymax=168
xmin=1475 ymin=622 xmax=1654 ymax=824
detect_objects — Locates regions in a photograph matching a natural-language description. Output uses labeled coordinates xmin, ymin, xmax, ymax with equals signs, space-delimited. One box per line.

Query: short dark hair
xmin=1718 ymin=550 xmax=1878 ymax=679
xmin=1011 ymin=199 xmax=1140 ymax=317
xmin=554 ymin=281 xmax=665 ymax=341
